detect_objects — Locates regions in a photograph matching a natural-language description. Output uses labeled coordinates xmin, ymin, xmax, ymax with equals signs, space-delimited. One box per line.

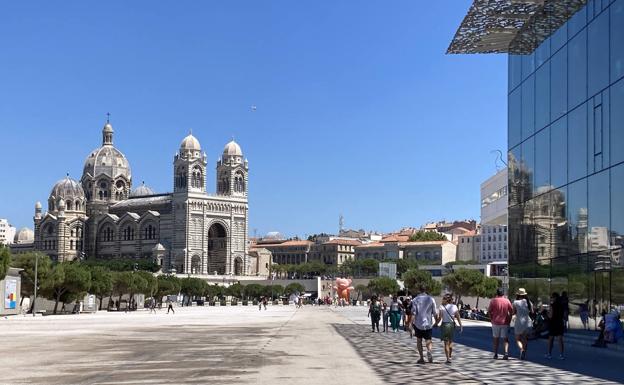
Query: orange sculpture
xmin=334 ymin=278 xmax=354 ymax=301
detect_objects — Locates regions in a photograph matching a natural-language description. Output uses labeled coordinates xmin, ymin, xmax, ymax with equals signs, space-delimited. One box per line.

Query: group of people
xmin=368 ymin=284 xmax=463 ymax=364
xmin=487 ymin=288 xmax=567 ymax=360
xmin=367 ymin=286 xmax=576 ymax=363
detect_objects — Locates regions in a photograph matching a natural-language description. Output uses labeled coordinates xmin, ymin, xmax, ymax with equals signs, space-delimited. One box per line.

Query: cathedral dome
xmin=14 ymin=227 xmax=34 ymax=244
xmin=223 ymin=140 xmax=243 ymax=156
xmin=48 ymin=175 xmax=86 ymax=212
xmin=50 ymin=176 xmax=85 ymax=201
xmin=180 ymin=134 xmax=201 ymax=152
xmin=83 ymin=122 xmax=132 ymax=180
xmin=130 ymin=182 xmax=156 ymax=197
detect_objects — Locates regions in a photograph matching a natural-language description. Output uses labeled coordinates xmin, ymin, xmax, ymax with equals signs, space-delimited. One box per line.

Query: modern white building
xmin=480 ymin=224 xmax=507 ymax=263
xmin=0 ymin=219 xmax=16 ymax=245
xmin=480 ymin=168 xmax=508 ymax=226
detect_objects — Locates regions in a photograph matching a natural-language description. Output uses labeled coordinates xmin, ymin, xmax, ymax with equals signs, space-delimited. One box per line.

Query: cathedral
xmin=33 ymin=120 xmax=250 ymax=276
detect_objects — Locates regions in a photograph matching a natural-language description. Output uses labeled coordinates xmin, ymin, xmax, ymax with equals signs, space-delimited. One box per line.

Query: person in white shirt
xmin=434 ymin=293 xmax=463 ymax=364
xmin=411 ymin=284 xmax=439 ymax=364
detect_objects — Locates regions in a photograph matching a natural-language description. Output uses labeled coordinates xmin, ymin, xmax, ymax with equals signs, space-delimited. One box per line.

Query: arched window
xmin=99 ymin=191 xmax=104 ymax=200
xmin=70 ymin=240 xmax=74 ymax=250
xmin=66 ymin=200 xmax=72 ymax=210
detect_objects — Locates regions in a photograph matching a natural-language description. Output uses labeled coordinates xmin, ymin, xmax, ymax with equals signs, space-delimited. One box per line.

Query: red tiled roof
xmin=397 ymin=241 xmax=449 ymax=247
xmin=324 ymin=239 xmax=362 ymax=246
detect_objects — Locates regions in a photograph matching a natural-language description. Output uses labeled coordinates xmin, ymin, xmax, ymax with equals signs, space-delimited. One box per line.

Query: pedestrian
xmin=512 ymin=288 xmax=533 ymax=360
xmin=389 ymin=295 xmax=401 ymax=332
xmin=435 ymin=293 xmax=462 ymax=364
xmin=262 ymin=296 xmax=268 ymax=310
xmin=381 ymin=301 xmax=389 ymax=333
xmin=166 ymin=298 xmax=175 ymax=314
xmin=403 ymin=296 xmax=413 ymax=337
xmin=368 ymin=295 xmax=381 ymax=332
xmin=546 ymin=292 xmax=565 ymax=359
xmin=561 ymin=291 xmax=570 ymax=331
xmin=488 ymin=288 xmax=513 ymax=360
xmin=259 ymin=296 xmax=263 ymax=311
xmin=411 ymin=284 xmax=438 ymax=364
xmin=149 ymin=298 xmax=157 ymax=314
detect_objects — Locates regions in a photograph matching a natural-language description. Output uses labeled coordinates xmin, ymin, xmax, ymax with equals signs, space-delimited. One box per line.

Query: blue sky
xmin=0 ymin=1 xmax=507 ymax=238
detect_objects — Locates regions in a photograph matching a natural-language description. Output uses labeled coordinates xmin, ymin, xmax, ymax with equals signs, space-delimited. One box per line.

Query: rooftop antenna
xmin=491 ymin=149 xmax=508 ymax=171
xmin=339 ymin=214 xmax=344 ymax=233
xmin=106 ymin=112 xmax=110 ymax=123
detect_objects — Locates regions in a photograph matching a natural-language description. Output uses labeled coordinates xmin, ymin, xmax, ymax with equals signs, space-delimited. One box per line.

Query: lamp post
xmin=32 ymin=254 xmax=39 ymax=317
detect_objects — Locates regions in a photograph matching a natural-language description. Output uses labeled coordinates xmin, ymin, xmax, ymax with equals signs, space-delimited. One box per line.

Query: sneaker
xmin=502 ymin=354 xmax=509 ymax=360
xmin=492 ymin=354 xmax=498 ymax=359
xmin=427 ymin=351 xmax=433 ymax=363
xmin=445 ymin=359 xmax=451 ymax=364
xmin=520 ymin=350 xmax=526 ymax=360
xmin=417 ymin=358 xmax=425 ymax=364
xmin=559 ymin=354 xmax=565 ymax=360
xmin=545 ymin=354 xmax=552 ymax=359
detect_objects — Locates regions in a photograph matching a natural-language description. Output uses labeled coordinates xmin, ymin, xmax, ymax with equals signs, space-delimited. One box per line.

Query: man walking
xmin=166 ymin=298 xmax=175 ymax=314
xmin=411 ymin=284 xmax=439 ymax=364
xmin=488 ymin=288 xmax=513 ymax=359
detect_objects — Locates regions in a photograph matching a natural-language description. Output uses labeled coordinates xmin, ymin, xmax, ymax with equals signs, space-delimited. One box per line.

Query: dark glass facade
xmin=508 ymin=0 xmax=624 ymax=324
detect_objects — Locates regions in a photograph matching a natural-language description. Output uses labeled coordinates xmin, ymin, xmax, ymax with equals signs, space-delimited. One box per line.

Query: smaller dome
xmin=14 ymin=227 xmax=34 ymax=244
xmin=223 ymin=140 xmax=243 ymax=156
xmin=103 ymin=122 xmax=113 ymax=133
xmin=35 ymin=201 xmax=42 ymax=209
xmin=50 ymin=176 xmax=86 ymax=202
xmin=152 ymin=243 xmax=166 ymax=252
xmin=180 ymin=134 xmax=201 ymax=152
xmin=130 ymin=181 xmax=155 ymax=197
xmin=265 ymin=231 xmax=283 ymax=240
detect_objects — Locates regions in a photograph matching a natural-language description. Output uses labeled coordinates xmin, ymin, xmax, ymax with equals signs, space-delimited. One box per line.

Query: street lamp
xmin=33 ymin=254 xmax=39 ymax=317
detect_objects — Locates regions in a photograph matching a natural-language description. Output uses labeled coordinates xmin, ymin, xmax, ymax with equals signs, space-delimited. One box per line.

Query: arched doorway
xmin=234 ymin=257 xmax=243 ymax=276
xmin=208 ymin=222 xmax=227 ymax=275
xmin=191 ymin=255 xmax=201 ymax=274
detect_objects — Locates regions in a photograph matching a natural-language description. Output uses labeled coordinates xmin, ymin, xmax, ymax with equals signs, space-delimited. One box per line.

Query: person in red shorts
xmin=487 ymin=288 xmax=513 ymax=360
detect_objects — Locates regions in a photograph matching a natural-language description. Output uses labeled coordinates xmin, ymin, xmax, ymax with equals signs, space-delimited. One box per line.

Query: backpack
xmin=371 ymin=303 xmax=381 ymax=316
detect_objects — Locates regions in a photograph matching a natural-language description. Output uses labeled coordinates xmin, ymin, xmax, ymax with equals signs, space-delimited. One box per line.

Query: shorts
xmin=440 ymin=322 xmax=455 ymax=341
xmin=492 ymin=324 xmax=509 ymax=338
xmin=549 ymin=321 xmax=565 ymax=337
xmin=414 ymin=327 xmax=433 ymax=340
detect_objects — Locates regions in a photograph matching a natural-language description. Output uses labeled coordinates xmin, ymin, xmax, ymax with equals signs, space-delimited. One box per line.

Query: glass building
xmin=450 ymin=0 xmax=624 ymax=326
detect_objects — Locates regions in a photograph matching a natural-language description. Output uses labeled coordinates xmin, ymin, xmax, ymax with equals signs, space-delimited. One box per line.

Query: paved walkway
xmin=1 ymin=306 xmax=621 ymax=384
xmin=334 ymin=306 xmax=622 ymax=384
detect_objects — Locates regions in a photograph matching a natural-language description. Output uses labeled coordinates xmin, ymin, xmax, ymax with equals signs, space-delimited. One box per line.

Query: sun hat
xmin=516 ymin=288 xmax=528 ymax=296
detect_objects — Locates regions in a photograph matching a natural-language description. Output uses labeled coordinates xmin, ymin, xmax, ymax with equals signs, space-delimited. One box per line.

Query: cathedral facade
xmin=33 ymin=121 xmax=250 ymax=275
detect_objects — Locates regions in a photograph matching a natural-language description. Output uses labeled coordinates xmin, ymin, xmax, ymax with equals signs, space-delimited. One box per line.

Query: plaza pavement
xmin=0 ymin=305 xmax=621 ymax=384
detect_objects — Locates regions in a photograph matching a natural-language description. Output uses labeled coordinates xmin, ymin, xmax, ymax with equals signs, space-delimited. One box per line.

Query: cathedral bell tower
xmin=174 ymin=133 xmax=207 ymax=193
xmin=216 ymin=140 xmax=248 ymax=197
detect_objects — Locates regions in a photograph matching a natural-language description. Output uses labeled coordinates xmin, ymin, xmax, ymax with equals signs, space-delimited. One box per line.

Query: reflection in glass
xmin=535 ymin=127 xmax=550 ymax=192
xmin=568 ymin=29 xmax=587 ymax=110
xmin=568 ymin=179 xmax=588 ymax=255
xmin=610 ymin=78 xmax=624 ymax=165
xmin=610 ymin=164 xmax=624 ymax=256
xmin=522 ymin=75 xmax=536 ymax=140
xmin=611 ymin=0 xmax=624 ymax=82
xmin=551 ymin=47 xmax=568 ymax=121
xmin=588 ymin=11 xmax=609 ymax=98
xmin=568 ymin=103 xmax=588 ymax=182
xmin=550 ymin=118 xmax=568 ymax=188
xmin=522 ymin=137 xmax=535 ymax=201
xmin=536 ymin=63 xmax=551 ymax=130
xmin=588 ymin=170 xmax=610 ymax=252
xmin=509 ymin=54 xmax=523 ymax=91
xmin=509 ymin=87 xmax=522 ymax=148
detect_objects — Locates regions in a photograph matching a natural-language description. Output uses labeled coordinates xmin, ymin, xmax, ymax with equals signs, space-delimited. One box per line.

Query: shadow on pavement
xmin=332 ymin=324 xmax=482 ymax=384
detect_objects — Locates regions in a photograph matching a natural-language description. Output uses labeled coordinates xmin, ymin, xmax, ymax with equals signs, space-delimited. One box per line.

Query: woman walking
xmin=546 ymin=292 xmax=565 ymax=359
xmin=512 ymin=288 xmax=533 ymax=360
xmin=368 ymin=296 xmax=381 ymax=332
xmin=382 ymin=302 xmax=390 ymax=333
xmin=389 ymin=296 xmax=401 ymax=332
xmin=435 ymin=293 xmax=462 ymax=364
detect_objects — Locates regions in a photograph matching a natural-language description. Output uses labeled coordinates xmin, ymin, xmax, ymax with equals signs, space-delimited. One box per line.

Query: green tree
xmin=11 ymin=252 xmax=52 ymax=311
xmin=40 ymin=262 xmax=91 ymax=314
xmin=442 ymin=268 xmax=485 ymax=304
xmin=179 ymin=277 xmax=206 ymax=305
xmin=0 ymin=245 xmax=10 ymax=280
xmin=402 ymin=269 xmax=442 ymax=296
xmin=473 ymin=276 xmax=500 ymax=308
xmin=367 ymin=277 xmax=400 ymax=296
xmin=408 ymin=231 xmax=447 ymax=242
xmin=135 ymin=271 xmax=158 ymax=298
xmin=226 ymin=282 xmax=245 ymax=299
xmin=354 ymin=284 xmax=370 ymax=301
xmin=112 ymin=271 xmax=132 ymax=308
xmin=89 ymin=266 xmax=113 ymax=310
xmin=396 ymin=259 xmax=418 ymax=278
xmin=155 ymin=275 xmax=181 ymax=304
xmin=127 ymin=272 xmax=148 ymax=310
xmin=243 ymin=283 xmax=263 ymax=300
xmin=360 ymin=258 xmax=379 ymax=276
xmin=284 ymin=282 xmax=306 ymax=296
xmin=264 ymin=284 xmax=284 ymax=300
xmin=204 ymin=284 xmax=224 ymax=301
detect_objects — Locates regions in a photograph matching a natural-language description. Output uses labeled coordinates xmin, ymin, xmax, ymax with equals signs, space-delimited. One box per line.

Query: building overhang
xmin=448 ymin=0 xmax=587 ymax=54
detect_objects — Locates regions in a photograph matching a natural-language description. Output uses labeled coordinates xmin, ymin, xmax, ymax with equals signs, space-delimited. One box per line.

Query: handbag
xmin=442 ymin=305 xmax=458 ymax=328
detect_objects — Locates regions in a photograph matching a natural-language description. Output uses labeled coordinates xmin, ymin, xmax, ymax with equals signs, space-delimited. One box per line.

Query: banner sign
xmin=4 ymin=279 xmax=17 ymax=309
